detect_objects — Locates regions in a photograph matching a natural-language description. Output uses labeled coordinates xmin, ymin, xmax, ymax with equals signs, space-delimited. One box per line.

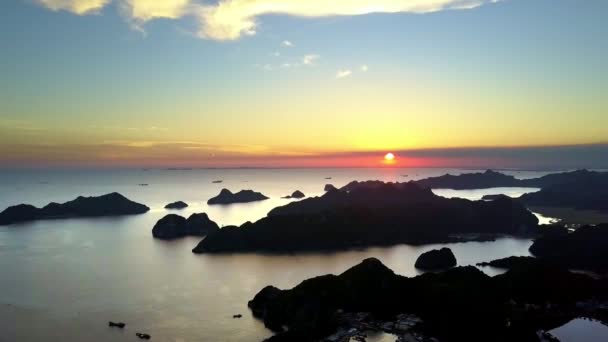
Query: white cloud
xmin=196 ymin=0 xmax=499 ymax=40
xmin=336 ymin=69 xmax=352 ymax=79
xmin=361 ymin=64 xmax=369 ymax=72
xmin=35 ymin=0 xmax=499 ymax=41
xmin=36 ymin=0 xmax=110 ymax=14
xmin=122 ymin=0 xmax=191 ymax=21
xmin=302 ymin=54 xmax=320 ymax=66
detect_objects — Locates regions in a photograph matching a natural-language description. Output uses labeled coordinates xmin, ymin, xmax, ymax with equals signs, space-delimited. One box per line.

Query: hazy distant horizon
xmin=1 ymin=143 xmax=607 ymax=170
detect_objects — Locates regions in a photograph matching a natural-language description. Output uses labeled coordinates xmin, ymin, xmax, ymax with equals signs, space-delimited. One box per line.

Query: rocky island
xmin=207 ymin=189 xmax=269 ymax=205
xmin=248 ymin=257 xmax=608 ymax=341
xmin=164 ymin=201 xmax=188 ymax=209
xmin=414 ymin=248 xmax=457 ymax=270
xmin=152 ymin=213 xmax=219 ymax=239
xmin=0 ymin=193 xmax=149 ymax=225
xmin=193 ymin=182 xmax=538 ymax=253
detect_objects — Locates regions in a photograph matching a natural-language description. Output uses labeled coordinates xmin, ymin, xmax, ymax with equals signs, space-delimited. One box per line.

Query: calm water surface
xmin=0 ymin=168 xmax=552 ymax=341
xmin=550 ymin=318 xmax=608 ymax=342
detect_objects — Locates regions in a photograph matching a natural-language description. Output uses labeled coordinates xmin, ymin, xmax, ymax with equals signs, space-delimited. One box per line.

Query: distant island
xmin=207 ymin=189 xmax=269 ymax=205
xmin=193 ymin=182 xmax=538 ymax=253
xmin=248 ymin=256 xmax=608 ymax=341
xmin=519 ymin=174 xmax=608 ymax=212
xmin=282 ymin=190 xmax=305 ymax=199
xmin=344 ymin=169 xmax=608 ymax=216
xmin=164 ymin=201 xmax=188 ymax=209
xmin=0 ymin=193 xmax=149 ymax=225
xmin=413 ymin=169 xmax=608 ymax=191
xmin=414 ymin=170 xmax=522 ymax=189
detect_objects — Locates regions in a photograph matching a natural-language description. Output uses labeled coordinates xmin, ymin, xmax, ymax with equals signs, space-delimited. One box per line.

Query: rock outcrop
xmin=207 ymin=189 xmax=269 ymax=205
xmin=152 ymin=213 xmax=219 ymax=239
xmin=414 ymin=248 xmax=457 ymax=270
xmin=0 ymin=193 xmax=149 ymax=225
xmin=164 ymin=201 xmax=188 ymax=209
xmin=324 ymin=184 xmax=338 ymax=192
xmin=193 ymin=182 xmax=538 ymax=253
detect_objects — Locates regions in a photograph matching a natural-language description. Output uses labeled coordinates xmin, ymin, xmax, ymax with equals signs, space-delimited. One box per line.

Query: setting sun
xmin=382 ymin=152 xmax=396 ymax=166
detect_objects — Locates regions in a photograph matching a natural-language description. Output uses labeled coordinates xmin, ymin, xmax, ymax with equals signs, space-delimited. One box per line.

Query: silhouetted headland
xmin=248 ymin=257 xmax=608 ymax=341
xmin=193 ymin=182 xmax=538 ymax=253
xmin=412 ymin=169 xmax=608 ymax=191
xmin=475 ymin=223 xmax=608 ymax=273
xmin=519 ymin=173 xmax=608 ymax=212
xmin=207 ymin=189 xmax=269 ymax=205
xmin=0 ymin=193 xmax=149 ymax=225
xmin=415 ymin=170 xmax=521 ymax=189
xmin=529 ymin=223 xmax=608 ymax=271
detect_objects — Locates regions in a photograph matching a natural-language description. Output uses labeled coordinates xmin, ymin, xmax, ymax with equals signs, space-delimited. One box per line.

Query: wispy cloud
xmin=336 ymin=69 xmax=352 ymax=79
xmin=34 ymin=0 xmax=499 ymax=40
xmin=0 ymin=119 xmax=48 ymax=134
xmin=361 ymin=65 xmax=369 ymax=72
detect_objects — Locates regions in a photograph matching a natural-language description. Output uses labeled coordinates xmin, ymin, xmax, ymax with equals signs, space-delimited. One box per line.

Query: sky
xmin=0 ymin=0 xmax=607 ymax=168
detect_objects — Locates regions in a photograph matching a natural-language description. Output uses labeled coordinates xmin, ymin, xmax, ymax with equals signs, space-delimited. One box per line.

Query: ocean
xmin=0 ymin=168 xmax=581 ymax=341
